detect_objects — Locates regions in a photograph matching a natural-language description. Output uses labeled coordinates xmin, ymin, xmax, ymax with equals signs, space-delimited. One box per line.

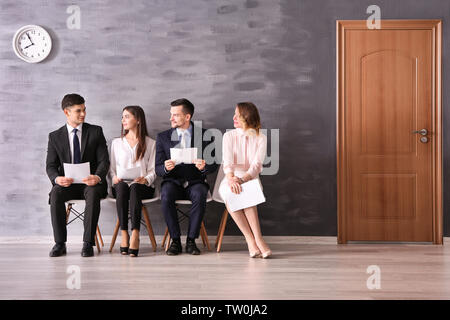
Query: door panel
xmin=337 ymin=20 xmax=442 ymax=243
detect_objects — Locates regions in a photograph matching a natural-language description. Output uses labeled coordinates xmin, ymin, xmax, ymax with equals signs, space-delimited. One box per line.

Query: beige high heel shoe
xmin=255 ymin=239 xmax=271 ymax=258
xmin=249 ymin=251 xmax=261 ymax=258
xmin=248 ymin=242 xmax=261 ymax=258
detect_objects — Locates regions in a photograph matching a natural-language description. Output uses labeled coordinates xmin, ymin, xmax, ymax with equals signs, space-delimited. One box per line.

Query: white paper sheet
xmin=117 ymin=166 xmax=141 ymax=181
xmin=63 ymin=162 xmax=90 ymax=184
xmin=223 ymin=179 xmax=266 ymax=212
xmin=170 ymin=147 xmax=198 ymax=165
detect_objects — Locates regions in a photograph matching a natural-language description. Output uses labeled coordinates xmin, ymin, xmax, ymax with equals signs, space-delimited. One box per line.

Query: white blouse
xmin=109 ymin=136 xmax=156 ymax=187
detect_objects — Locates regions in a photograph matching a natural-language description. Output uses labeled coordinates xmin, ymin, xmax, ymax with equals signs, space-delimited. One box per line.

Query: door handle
xmin=412 ymin=129 xmax=428 ymax=136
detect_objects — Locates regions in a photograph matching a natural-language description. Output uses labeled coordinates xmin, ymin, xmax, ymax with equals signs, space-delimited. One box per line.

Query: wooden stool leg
xmin=215 ymin=215 xmax=224 ymax=247
xmin=200 ymin=221 xmax=211 ymax=251
xmin=66 ymin=204 xmax=72 ymax=223
xmin=165 ymin=231 xmax=171 ymax=252
xmin=109 ymin=219 xmax=120 ymax=252
xmin=142 ymin=207 xmax=157 ymax=252
xmin=162 ymin=228 xmax=168 ymax=247
xmin=97 ymin=226 xmax=104 ymax=247
xmin=95 ymin=233 xmax=101 ymax=253
xmin=200 ymin=226 xmax=207 ymax=247
xmin=215 ymin=208 xmax=227 ymax=247
xmin=217 ymin=209 xmax=228 ymax=252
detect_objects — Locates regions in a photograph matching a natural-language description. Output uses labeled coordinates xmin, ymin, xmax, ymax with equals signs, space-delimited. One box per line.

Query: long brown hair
xmin=121 ymin=105 xmax=149 ymax=162
xmin=236 ymin=102 xmax=261 ymax=134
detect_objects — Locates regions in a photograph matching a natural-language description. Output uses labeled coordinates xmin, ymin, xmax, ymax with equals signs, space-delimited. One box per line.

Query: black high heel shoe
xmin=129 ymin=248 xmax=139 ymax=257
xmin=129 ymin=236 xmax=140 ymax=257
xmin=120 ymin=232 xmax=130 ymax=255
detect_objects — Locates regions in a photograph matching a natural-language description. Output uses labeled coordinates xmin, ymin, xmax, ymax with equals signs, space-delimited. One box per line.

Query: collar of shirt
xmin=66 ymin=123 xmax=82 ymax=135
xmin=236 ymin=127 xmax=258 ymax=137
xmin=122 ymin=136 xmax=138 ymax=151
xmin=176 ymin=122 xmax=193 ymax=139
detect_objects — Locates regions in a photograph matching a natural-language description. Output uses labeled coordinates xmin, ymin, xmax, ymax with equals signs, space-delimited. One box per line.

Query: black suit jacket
xmin=155 ymin=122 xmax=218 ymax=189
xmin=46 ymin=122 xmax=110 ymax=193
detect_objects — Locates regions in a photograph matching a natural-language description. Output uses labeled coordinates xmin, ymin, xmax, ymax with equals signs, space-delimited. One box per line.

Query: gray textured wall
xmin=0 ymin=0 xmax=449 ymax=237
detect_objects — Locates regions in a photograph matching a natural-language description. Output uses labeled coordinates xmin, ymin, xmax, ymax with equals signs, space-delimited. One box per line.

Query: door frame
xmin=336 ymin=20 xmax=443 ymax=244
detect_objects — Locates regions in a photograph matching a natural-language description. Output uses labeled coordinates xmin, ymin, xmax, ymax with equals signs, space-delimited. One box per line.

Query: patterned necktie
xmin=73 ymin=128 xmax=81 ymax=164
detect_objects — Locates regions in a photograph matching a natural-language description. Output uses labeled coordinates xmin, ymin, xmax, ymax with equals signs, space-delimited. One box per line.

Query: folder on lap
xmin=223 ymin=179 xmax=266 ymax=212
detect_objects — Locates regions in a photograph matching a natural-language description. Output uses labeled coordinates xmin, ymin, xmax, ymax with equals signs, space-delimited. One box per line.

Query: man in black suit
xmin=46 ymin=93 xmax=109 ymax=257
xmin=156 ymin=98 xmax=218 ymax=255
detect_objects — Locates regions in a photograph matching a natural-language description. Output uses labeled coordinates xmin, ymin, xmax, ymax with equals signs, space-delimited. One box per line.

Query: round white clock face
xmin=12 ymin=25 xmax=52 ymax=63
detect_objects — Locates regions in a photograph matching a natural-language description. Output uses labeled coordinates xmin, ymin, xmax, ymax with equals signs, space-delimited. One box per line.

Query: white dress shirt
xmin=66 ymin=123 xmax=82 ymax=164
xmin=171 ymin=123 xmax=206 ymax=188
xmin=110 ymin=136 xmax=157 ymax=187
xmin=175 ymin=123 xmax=192 ymax=148
xmin=63 ymin=123 xmax=101 ymax=183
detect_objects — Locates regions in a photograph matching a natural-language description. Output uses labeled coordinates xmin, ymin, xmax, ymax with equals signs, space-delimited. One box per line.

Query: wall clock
xmin=12 ymin=25 xmax=52 ymax=63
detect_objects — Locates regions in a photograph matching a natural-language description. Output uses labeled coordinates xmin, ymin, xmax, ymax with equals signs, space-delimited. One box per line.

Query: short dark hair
xmin=170 ymin=98 xmax=194 ymax=118
xmin=61 ymin=93 xmax=85 ymax=110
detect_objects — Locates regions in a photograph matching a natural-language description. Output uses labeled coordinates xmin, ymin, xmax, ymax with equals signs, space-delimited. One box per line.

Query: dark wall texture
xmin=0 ymin=0 xmax=448 ymax=237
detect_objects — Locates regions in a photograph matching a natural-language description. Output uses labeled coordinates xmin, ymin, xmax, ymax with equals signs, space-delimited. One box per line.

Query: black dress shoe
xmin=186 ymin=237 xmax=200 ymax=255
xmin=81 ymin=242 xmax=94 ymax=257
xmin=49 ymin=243 xmax=66 ymax=257
xmin=166 ymin=238 xmax=182 ymax=256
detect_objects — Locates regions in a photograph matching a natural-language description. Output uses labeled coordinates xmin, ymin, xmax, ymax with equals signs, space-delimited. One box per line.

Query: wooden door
xmin=337 ymin=20 xmax=442 ymax=244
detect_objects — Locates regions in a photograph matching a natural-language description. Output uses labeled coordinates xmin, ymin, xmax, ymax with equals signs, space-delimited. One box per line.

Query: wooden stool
xmin=161 ymin=192 xmax=213 ymax=251
xmin=108 ymin=197 xmax=159 ymax=253
xmin=65 ymin=200 xmax=104 ymax=253
xmin=210 ymin=163 xmax=230 ymax=252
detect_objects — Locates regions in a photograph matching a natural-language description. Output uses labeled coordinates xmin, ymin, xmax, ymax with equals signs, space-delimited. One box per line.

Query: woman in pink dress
xmin=219 ymin=102 xmax=272 ymax=258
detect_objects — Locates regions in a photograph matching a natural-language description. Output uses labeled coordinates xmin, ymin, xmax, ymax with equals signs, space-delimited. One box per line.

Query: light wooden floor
xmin=0 ymin=236 xmax=449 ymax=300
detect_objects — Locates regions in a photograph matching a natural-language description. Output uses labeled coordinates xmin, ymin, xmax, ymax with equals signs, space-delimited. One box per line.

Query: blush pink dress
xmin=219 ymin=128 xmax=267 ymax=205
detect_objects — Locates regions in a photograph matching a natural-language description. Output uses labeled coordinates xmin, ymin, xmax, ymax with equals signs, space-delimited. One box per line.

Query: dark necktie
xmin=73 ymin=128 xmax=81 ymax=164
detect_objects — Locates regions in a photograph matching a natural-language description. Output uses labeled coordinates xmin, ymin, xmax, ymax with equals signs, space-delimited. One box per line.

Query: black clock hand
xmin=24 ymin=43 xmax=33 ymax=49
xmin=26 ymin=32 xmax=34 ymax=45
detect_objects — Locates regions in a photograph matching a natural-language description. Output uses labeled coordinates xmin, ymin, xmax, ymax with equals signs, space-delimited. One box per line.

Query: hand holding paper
xmin=55 ymin=176 xmax=74 ymax=187
xmin=63 ymin=162 xmax=90 ymax=184
xmin=117 ymin=166 xmax=141 ymax=181
xmin=222 ymin=179 xmax=266 ymax=212
xmin=82 ymin=175 xmax=101 ymax=186
xmin=165 ymin=159 xmax=176 ymax=171
xmin=193 ymin=158 xmax=206 ymax=171
xmin=133 ymin=176 xmax=147 ymax=184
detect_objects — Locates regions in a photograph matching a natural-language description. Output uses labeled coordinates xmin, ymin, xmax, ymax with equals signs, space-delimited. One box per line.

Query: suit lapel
xmin=190 ymin=123 xmax=195 ymax=148
xmin=81 ymin=122 xmax=89 ymax=160
xmin=59 ymin=125 xmax=71 ymax=163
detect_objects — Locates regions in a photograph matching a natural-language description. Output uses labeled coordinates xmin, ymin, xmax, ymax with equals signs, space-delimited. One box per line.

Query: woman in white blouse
xmin=110 ymin=106 xmax=156 ymax=257
xmin=219 ymin=102 xmax=272 ymax=258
